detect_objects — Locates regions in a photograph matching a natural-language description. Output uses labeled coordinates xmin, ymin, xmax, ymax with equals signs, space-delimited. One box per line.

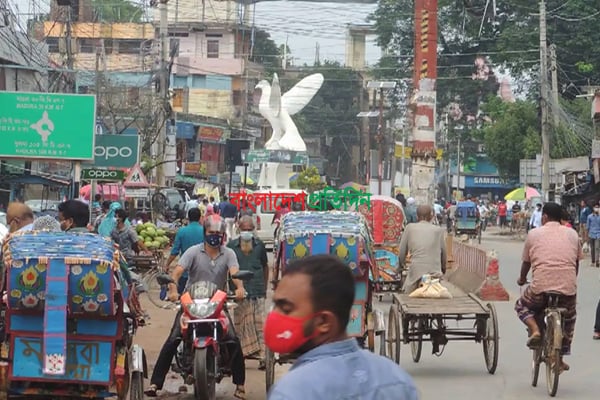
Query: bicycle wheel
xmin=387 ymin=305 xmax=401 ymax=364
xmin=142 ymin=269 xmax=177 ymax=310
xmin=545 ymin=313 xmax=562 ymax=397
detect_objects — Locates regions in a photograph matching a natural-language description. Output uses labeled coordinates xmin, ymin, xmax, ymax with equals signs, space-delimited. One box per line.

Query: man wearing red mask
xmin=265 ymin=255 xmax=418 ymax=399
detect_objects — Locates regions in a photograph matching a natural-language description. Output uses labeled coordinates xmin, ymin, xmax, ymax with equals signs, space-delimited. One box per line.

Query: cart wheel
xmin=387 ymin=305 xmax=401 ymax=364
xmin=410 ymin=320 xmax=423 ymax=363
xmin=129 ymin=371 xmax=144 ymax=400
xmin=367 ymin=329 xmax=375 ymax=352
xmin=265 ymin=348 xmax=276 ymax=393
xmin=378 ymin=330 xmax=387 ymax=357
xmin=483 ymin=303 xmax=499 ymax=374
xmin=531 ymin=346 xmax=542 ymax=387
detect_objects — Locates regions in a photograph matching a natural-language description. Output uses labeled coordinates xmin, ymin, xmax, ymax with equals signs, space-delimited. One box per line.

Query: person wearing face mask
xmin=587 ymin=204 xmax=600 ymax=268
xmin=529 ymin=203 xmax=543 ymax=230
xmin=57 ymin=199 xmax=92 ymax=233
xmin=163 ymin=208 xmax=205 ymax=294
xmin=266 ymin=254 xmax=418 ymax=400
xmin=110 ymin=208 xmax=150 ymax=265
xmin=145 ymin=214 xmax=247 ymax=398
xmin=227 ymin=216 xmax=269 ymax=370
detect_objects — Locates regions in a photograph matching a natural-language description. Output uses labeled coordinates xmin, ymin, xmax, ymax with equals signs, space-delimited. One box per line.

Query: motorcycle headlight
xmin=184 ymin=301 xmax=218 ymax=319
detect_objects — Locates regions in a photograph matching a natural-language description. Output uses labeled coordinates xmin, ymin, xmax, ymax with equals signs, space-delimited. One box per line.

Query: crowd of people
xmin=4 ymin=190 xmax=599 ymax=399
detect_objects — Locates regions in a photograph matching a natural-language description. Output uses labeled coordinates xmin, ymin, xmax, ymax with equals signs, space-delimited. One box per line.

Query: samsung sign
xmin=85 ymin=134 xmax=140 ymax=168
xmin=466 ymin=176 xmax=510 ymax=188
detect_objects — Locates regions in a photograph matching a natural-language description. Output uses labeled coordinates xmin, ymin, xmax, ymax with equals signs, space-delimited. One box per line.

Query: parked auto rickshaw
xmin=453 ymin=200 xmax=482 ymax=244
xmin=0 ymin=231 xmax=147 ymax=399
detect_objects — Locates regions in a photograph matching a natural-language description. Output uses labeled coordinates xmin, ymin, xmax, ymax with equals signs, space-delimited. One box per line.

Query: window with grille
xmin=207 ymin=40 xmax=219 ymax=58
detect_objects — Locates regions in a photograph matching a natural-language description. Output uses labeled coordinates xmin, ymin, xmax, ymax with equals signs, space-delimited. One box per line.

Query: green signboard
xmin=241 ymin=149 xmax=309 ymax=164
xmin=81 ymin=169 xmax=125 ymax=181
xmin=0 ymin=91 xmax=96 ymax=160
xmin=85 ymin=134 xmax=140 ymax=168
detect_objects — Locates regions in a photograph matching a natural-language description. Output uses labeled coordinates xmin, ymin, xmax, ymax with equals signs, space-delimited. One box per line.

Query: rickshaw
xmin=0 ymin=231 xmax=147 ymax=399
xmin=453 ymin=200 xmax=482 ymax=244
xmin=266 ymin=211 xmax=383 ymax=391
xmin=357 ymin=195 xmax=406 ymax=300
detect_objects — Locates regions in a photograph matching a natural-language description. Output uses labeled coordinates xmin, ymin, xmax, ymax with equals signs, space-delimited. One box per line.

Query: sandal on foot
xmin=594 ymin=332 xmax=600 ymax=340
xmin=234 ymin=388 xmax=246 ymax=400
xmin=527 ymin=333 xmax=542 ymax=349
xmin=560 ymin=361 xmax=570 ymax=373
xmin=144 ymin=384 xmax=158 ymax=397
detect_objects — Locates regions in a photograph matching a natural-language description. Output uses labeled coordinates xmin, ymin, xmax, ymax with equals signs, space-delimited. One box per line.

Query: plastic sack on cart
xmin=409 ymin=274 xmax=452 ymax=299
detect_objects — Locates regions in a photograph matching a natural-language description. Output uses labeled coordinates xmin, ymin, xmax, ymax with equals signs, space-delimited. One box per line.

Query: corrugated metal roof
xmin=0 ymin=26 xmax=47 ymax=68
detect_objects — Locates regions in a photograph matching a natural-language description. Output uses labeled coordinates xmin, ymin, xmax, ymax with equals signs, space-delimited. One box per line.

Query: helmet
xmin=203 ymin=214 xmax=226 ymax=233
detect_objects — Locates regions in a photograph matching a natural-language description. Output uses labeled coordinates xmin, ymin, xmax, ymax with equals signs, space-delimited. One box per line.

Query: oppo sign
xmin=88 ymin=134 xmax=140 ymax=168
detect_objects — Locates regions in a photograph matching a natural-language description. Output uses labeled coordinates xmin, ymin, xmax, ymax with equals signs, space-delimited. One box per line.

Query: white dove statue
xmin=255 ymin=72 xmax=324 ymax=152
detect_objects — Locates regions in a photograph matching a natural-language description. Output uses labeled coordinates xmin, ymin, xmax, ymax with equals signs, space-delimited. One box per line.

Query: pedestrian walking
xmin=586 ymin=205 xmax=600 ymax=268
xmin=227 ymin=216 xmax=269 ymax=369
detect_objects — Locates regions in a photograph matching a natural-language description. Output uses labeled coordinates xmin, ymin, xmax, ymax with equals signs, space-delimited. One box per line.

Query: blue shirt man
xmin=266 ymin=254 xmax=418 ymax=400
xmin=587 ymin=208 xmax=600 ymax=239
xmin=219 ymin=196 xmax=238 ymax=219
xmin=164 ymin=208 xmax=204 ymax=293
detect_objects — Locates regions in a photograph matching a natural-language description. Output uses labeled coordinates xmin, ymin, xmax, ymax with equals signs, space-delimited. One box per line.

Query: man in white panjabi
xmin=398 ymin=205 xmax=447 ymax=293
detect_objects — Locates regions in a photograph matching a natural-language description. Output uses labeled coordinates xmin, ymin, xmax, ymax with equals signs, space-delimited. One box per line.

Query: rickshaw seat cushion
xmin=2 ymin=231 xmax=118 ymax=316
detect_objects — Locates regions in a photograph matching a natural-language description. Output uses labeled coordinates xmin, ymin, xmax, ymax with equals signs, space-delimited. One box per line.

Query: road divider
xmin=445 ymin=236 xmax=509 ymax=301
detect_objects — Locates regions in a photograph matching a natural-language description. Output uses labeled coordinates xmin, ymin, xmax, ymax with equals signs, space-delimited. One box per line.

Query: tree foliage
xmin=291 ymin=166 xmax=325 ymax=192
xmin=92 ymin=0 xmax=143 ymax=23
xmin=476 ymin=97 xmax=540 ymax=179
xmin=250 ymin=29 xmax=282 ymax=77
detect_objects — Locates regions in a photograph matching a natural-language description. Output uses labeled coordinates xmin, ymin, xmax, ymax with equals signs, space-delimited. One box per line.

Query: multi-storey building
xmin=157 ymin=0 xmax=263 ymax=179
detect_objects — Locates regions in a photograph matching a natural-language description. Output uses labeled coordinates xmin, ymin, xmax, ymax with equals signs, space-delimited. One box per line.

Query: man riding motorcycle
xmin=145 ymin=215 xmax=247 ymax=399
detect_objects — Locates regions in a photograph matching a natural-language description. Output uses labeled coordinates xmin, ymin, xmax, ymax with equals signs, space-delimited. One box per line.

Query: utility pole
xmin=539 ymin=0 xmax=551 ymax=201
xmin=456 ymin=134 xmax=461 ymax=197
xmin=156 ymin=0 xmax=169 ymax=187
xmin=549 ymin=44 xmax=560 ymax=127
xmin=65 ymin=3 xmax=80 ymax=199
xmin=377 ymin=88 xmax=384 ymax=195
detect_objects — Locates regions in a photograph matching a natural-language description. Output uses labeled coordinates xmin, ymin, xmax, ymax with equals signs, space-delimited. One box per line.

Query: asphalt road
xmin=135 ymin=227 xmax=600 ymax=399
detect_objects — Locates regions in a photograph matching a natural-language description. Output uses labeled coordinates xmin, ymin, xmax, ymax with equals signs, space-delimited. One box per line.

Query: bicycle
xmin=530 ymin=291 xmax=567 ymax=397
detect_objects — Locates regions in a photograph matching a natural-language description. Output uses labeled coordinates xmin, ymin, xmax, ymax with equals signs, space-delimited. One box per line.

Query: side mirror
xmin=231 ymin=270 xmax=254 ymax=281
xmin=156 ymin=273 xmax=174 ymax=286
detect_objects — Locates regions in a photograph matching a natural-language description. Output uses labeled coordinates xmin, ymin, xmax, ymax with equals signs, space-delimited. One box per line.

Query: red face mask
xmin=263 ymin=311 xmax=317 ymax=354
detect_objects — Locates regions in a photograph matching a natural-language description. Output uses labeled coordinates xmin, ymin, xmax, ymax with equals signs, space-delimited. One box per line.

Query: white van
xmin=253 ymin=189 xmax=307 ymax=250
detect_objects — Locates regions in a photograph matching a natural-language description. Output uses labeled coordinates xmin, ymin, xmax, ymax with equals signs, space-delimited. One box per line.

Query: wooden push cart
xmin=386 ymin=283 xmax=499 ymax=374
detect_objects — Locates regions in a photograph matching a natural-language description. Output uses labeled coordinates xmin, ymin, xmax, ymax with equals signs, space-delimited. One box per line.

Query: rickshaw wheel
xmin=387 ymin=305 xmax=401 ymax=364
xmin=265 ymin=348 xmax=276 ymax=393
xmin=410 ymin=320 xmax=423 ymax=363
xmin=129 ymin=371 xmax=144 ymax=400
xmin=483 ymin=303 xmax=499 ymax=374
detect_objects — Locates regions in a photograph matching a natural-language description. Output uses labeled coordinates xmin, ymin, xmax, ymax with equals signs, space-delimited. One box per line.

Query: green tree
xmin=476 ymin=97 xmax=540 ymax=179
xmin=291 ymin=166 xmax=325 ymax=192
xmin=92 ymin=0 xmax=143 ymax=23
xmin=250 ymin=29 xmax=282 ymax=76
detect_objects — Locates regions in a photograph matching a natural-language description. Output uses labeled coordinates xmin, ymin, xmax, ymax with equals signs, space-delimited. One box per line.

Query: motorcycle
xmin=157 ymin=271 xmax=254 ymax=400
